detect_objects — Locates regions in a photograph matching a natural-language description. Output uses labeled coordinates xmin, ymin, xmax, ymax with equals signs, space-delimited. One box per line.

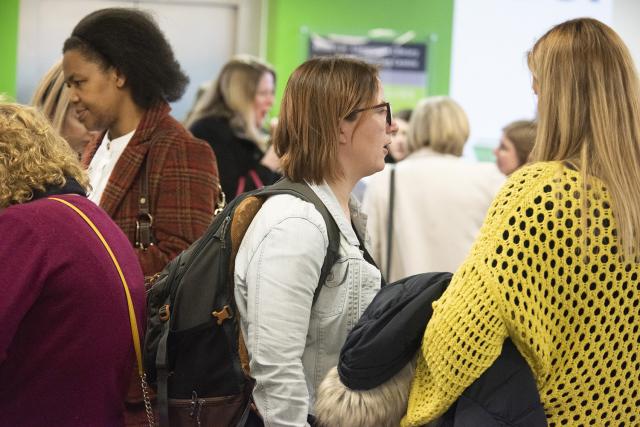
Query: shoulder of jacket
xmin=147 ymin=120 xmax=213 ymax=155
xmin=3 ymin=198 xmax=76 ymax=232
xmin=496 ymin=162 xmax=560 ymax=198
xmin=253 ymin=194 xmax=327 ymax=237
xmin=478 ymin=162 xmax=559 ymax=231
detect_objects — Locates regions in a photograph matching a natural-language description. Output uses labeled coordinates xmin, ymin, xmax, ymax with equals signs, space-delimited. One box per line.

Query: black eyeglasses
xmin=349 ymin=102 xmax=392 ymax=126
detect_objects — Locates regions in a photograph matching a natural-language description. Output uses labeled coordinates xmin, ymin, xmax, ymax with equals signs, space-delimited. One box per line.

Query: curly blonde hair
xmin=0 ymin=103 xmax=90 ymax=208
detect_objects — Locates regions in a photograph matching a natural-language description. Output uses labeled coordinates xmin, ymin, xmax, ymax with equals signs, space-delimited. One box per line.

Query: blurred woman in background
xmin=31 ymin=60 xmax=99 ymax=157
xmin=494 ymin=119 xmax=536 ymax=175
xmin=363 ymin=96 xmax=504 ymax=281
xmin=185 ymin=55 xmax=280 ymax=198
xmin=386 ymin=108 xmax=411 ymax=163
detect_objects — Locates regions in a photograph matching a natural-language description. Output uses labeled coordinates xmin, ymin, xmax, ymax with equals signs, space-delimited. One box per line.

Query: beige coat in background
xmin=362 ymin=148 xmax=505 ymax=282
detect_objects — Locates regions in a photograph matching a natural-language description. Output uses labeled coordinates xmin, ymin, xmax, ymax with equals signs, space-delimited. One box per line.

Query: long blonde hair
xmin=184 ymin=55 xmax=275 ymax=146
xmin=0 ymin=103 xmax=89 ymax=208
xmin=30 ymin=60 xmax=70 ymax=133
xmin=528 ymin=18 xmax=640 ymax=257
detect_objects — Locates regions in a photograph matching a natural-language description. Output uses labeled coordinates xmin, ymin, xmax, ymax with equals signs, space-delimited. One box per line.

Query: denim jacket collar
xmin=307 ymin=181 xmax=369 ymax=247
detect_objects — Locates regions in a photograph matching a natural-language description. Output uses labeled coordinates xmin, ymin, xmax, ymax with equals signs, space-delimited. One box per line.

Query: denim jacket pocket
xmin=312 ymin=257 xmax=349 ymax=318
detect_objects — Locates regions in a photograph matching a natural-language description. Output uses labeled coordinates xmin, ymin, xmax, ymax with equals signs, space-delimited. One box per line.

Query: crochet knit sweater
xmin=402 ymin=162 xmax=640 ymax=426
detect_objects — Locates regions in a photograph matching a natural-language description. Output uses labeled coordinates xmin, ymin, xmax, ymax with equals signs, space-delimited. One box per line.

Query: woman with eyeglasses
xmin=234 ymin=56 xmax=397 ymax=426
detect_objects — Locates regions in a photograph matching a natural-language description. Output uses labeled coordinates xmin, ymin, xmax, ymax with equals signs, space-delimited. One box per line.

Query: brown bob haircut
xmin=274 ymin=56 xmax=379 ymax=184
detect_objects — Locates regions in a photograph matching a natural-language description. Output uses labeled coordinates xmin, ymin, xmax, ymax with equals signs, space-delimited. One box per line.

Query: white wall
xmin=612 ymin=0 xmax=640 ymax=70
xmin=17 ymin=0 xmax=266 ymax=121
xmin=449 ymin=0 xmax=615 ymax=160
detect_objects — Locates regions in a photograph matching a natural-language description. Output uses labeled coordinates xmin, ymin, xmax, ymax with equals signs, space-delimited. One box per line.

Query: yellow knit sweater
xmin=402 ymin=162 xmax=640 ymax=426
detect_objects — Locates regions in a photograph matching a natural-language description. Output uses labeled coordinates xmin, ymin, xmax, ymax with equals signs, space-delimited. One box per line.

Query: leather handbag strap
xmin=386 ymin=166 xmax=396 ymax=283
xmin=49 ymin=197 xmax=155 ymax=425
xmin=136 ymin=156 xmax=154 ymax=250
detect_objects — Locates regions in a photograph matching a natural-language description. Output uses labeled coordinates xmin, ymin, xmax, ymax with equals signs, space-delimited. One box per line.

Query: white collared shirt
xmin=87 ymin=130 xmax=135 ymax=204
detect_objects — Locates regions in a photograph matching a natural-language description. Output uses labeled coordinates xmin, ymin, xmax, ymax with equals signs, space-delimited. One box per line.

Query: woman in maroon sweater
xmin=0 ymin=103 xmax=145 ymax=426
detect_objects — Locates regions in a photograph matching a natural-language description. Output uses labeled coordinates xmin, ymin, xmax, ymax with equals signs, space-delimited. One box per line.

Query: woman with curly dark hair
xmin=62 ymin=8 xmax=220 ymax=276
xmin=62 ymin=8 xmax=220 ymax=424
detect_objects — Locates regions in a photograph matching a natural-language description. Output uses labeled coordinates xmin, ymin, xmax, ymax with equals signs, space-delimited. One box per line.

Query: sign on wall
xmin=309 ymin=33 xmax=428 ymax=109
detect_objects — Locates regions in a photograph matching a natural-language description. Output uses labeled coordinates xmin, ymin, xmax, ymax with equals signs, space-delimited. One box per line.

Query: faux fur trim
xmin=314 ymin=358 xmax=416 ymax=427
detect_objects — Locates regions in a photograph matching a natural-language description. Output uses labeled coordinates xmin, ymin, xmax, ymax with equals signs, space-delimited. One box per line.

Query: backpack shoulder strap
xmin=258 ymin=179 xmax=340 ymax=303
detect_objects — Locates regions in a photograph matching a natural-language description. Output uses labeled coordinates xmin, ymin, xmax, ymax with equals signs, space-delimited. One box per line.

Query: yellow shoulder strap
xmin=48 ymin=197 xmax=143 ymax=376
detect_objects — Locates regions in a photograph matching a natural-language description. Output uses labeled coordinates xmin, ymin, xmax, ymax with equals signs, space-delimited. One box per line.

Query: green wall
xmin=0 ymin=0 xmax=20 ymax=100
xmin=266 ymin=0 xmax=454 ymax=112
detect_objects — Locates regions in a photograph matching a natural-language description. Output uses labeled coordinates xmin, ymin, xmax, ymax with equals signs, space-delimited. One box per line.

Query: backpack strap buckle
xmin=212 ymin=305 xmax=233 ymax=325
xmin=159 ymin=304 xmax=171 ymax=322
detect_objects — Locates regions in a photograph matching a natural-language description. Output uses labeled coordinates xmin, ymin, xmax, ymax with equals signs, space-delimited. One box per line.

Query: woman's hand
xmin=260 ymin=144 xmax=281 ymax=172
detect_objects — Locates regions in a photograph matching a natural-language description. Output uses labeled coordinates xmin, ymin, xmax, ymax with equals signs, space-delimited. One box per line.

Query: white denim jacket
xmin=234 ymin=181 xmax=381 ymax=427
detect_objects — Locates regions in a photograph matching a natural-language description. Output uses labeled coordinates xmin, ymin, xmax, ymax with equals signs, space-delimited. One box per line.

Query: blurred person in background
xmin=494 ymin=119 xmax=536 ymax=175
xmin=0 ymin=103 xmax=145 ymax=427
xmin=185 ymin=55 xmax=280 ymax=199
xmin=363 ymin=96 xmax=504 ymax=282
xmin=31 ymin=60 xmax=99 ymax=158
xmin=386 ymin=108 xmax=411 ymax=163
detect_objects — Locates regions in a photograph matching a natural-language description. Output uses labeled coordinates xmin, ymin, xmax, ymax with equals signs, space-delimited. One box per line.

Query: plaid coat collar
xmin=82 ymin=102 xmax=171 ymax=216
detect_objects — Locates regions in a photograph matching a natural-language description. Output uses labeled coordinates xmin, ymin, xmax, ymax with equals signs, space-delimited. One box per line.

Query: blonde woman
xmin=362 ymin=96 xmax=504 ymax=282
xmin=186 ymin=56 xmax=280 ymax=198
xmin=403 ymin=18 xmax=640 ymax=425
xmin=31 ymin=60 xmax=99 ymax=157
xmin=0 ymin=103 xmax=145 ymax=426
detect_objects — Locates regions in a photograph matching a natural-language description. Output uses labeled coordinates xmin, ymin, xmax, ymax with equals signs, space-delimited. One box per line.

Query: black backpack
xmin=143 ymin=179 xmax=339 ymax=427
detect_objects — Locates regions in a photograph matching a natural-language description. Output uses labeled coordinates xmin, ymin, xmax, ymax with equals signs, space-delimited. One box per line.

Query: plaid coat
xmin=82 ymin=102 xmax=219 ymax=276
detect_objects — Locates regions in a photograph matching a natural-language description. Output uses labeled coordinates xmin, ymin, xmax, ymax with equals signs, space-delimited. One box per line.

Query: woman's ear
xmin=114 ymin=68 xmax=126 ymax=89
xmin=339 ymin=119 xmax=353 ymax=145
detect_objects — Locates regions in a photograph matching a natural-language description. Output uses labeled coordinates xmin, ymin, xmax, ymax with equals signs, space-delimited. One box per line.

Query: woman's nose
xmin=388 ymin=118 xmax=399 ymax=133
xmin=67 ymin=87 xmax=80 ymax=103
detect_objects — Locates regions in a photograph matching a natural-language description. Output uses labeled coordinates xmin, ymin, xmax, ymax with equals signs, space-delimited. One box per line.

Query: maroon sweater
xmin=0 ymin=195 xmax=145 ymax=426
